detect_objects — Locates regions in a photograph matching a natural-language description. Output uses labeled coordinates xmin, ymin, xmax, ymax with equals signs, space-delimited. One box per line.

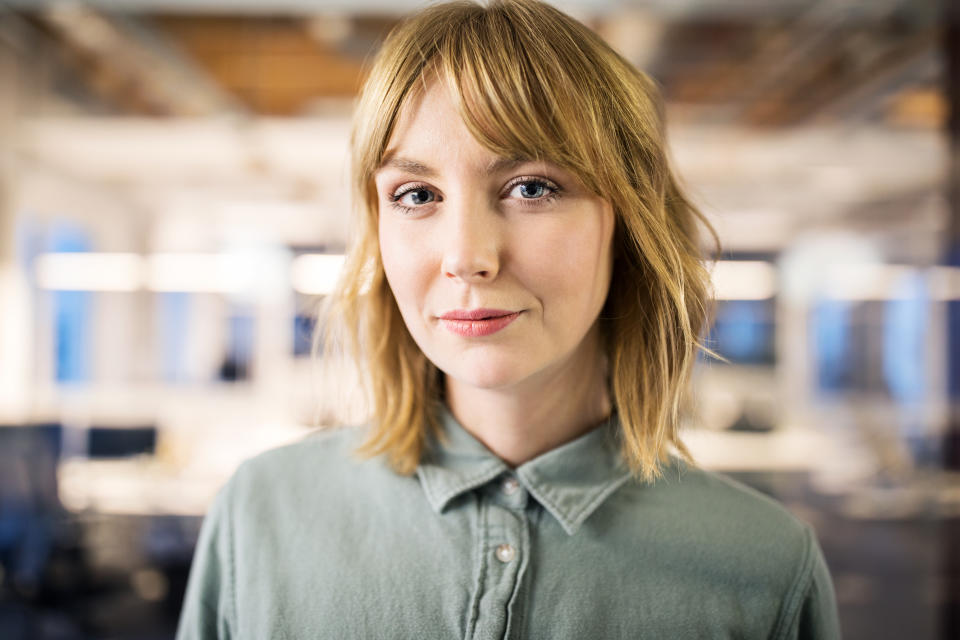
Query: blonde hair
xmin=322 ymin=0 xmax=717 ymax=483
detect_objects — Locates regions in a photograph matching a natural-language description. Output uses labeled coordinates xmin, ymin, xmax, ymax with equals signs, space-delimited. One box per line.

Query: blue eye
xmin=390 ymin=186 xmax=437 ymax=209
xmin=517 ymin=182 xmax=545 ymax=198
xmin=507 ymin=178 xmax=559 ymax=204
xmin=397 ymin=188 xmax=435 ymax=206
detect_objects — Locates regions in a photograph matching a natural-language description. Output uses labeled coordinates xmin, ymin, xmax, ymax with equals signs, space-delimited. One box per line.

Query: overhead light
xmin=34 ymin=253 xmax=142 ymax=291
xmin=145 ymin=253 xmax=248 ymax=293
xmin=783 ymin=263 xmax=960 ymax=301
xmin=291 ymin=254 xmax=345 ymax=295
xmin=820 ymin=264 xmax=914 ymax=301
xmin=35 ymin=251 xmax=281 ymax=294
xmin=711 ymin=261 xmax=777 ymax=301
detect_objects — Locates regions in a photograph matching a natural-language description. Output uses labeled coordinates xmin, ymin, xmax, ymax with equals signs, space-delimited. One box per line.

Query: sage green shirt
xmin=176 ymin=407 xmax=841 ymax=639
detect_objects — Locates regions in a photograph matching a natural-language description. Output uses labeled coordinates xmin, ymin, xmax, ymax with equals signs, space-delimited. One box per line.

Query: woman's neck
xmin=443 ymin=328 xmax=612 ymax=468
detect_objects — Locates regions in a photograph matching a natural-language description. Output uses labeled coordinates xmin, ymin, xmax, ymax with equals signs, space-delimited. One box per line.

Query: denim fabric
xmin=176 ymin=406 xmax=840 ymax=639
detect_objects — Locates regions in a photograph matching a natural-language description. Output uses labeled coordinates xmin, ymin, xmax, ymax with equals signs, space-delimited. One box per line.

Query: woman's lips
xmin=438 ymin=310 xmax=521 ymax=337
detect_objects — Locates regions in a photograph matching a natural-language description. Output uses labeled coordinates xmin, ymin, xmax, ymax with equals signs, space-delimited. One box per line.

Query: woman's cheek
xmin=380 ymin=223 xmax=431 ymax=305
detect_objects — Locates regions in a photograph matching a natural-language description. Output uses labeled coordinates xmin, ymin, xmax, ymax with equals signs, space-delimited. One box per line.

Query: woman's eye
xmin=395 ymin=187 xmax=435 ymax=207
xmin=506 ymin=178 xmax=560 ymax=203
xmin=514 ymin=181 xmax=546 ymax=198
xmin=401 ymin=189 xmax=433 ymax=204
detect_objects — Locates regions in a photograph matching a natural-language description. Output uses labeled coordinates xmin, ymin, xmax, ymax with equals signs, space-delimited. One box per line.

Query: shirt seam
xmin=502 ymin=507 xmax=531 ymax=639
xmin=226 ymin=480 xmax=238 ymax=639
xmin=514 ymin=504 xmax=542 ymax=637
xmin=519 ymin=474 xmax=577 ymax=533
xmin=768 ymin=523 xmax=817 ymax=640
xmin=465 ymin=495 xmax=487 ymax=640
xmin=570 ymin=472 xmax=632 ymax=524
xmin=521 ymin=469 xmax=631 ymax=533
xmin=424 ymin=462 xmax=506 ymax=511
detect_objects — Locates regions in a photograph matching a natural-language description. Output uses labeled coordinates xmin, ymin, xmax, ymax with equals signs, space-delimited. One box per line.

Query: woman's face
xmin=375 ymin=80 xmax=615 ymax=393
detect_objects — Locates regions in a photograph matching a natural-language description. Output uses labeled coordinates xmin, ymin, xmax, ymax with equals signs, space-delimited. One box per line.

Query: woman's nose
xmin=440 ymin=200 xmax=501 ymax=283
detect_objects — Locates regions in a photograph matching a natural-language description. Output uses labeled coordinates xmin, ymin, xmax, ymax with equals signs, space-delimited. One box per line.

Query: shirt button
xmin=495 ymin=543 xmax=515 ymax=563
xmin=501 ymin=476 xmax=520 ymax=495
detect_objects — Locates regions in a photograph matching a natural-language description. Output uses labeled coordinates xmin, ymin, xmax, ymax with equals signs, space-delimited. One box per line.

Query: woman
xmin=177 ymin=1 xmax=841 ymax=638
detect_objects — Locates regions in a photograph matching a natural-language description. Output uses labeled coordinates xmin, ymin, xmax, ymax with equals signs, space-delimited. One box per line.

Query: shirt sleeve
xmin=175 ymin=480 xmax=237 ymax=640
xmin=795 ymin=528 xmax=842 ymax=640
xmin=776 ymin=524 xmax=842 ymax=640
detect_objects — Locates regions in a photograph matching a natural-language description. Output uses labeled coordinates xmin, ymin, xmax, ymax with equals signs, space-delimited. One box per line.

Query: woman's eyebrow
xmin=379 ymin=155 xmax=437 ymax=177
xmin=377 ymin=154 xmax=528 ymax=177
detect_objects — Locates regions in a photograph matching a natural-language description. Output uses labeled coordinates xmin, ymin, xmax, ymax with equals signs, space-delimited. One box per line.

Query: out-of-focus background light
xmin=34 ymin=253 xmax=143 ymax=291
xmin=711 ymin=260 xmax=778 ymax=300
xmin=290 ymin=253 xmax=345 ymax=295
xmin=0 ymin=0 xmax=956 ymax=638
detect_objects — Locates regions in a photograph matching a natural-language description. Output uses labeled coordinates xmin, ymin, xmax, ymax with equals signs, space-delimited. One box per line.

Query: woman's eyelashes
xmin=390 ymin=183 xmax=436 ymax=214
xmin=388 ymin=177 xmax=562 ymax=215
xmin=504 ymin=177 xmax=563 ymax=205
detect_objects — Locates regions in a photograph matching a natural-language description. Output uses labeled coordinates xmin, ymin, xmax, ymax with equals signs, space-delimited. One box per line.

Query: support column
xmin=946 ymin=0 xmax=960 ymax=472
xmin=0 ymin=25 xmax=30 ymax=423
xmin=942 ymin=3 xmax=959 ymax=639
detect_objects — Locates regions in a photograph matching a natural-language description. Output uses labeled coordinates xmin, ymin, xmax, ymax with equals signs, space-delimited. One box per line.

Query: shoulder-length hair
xmin=322 ymin=0 xmax=717 ymax=483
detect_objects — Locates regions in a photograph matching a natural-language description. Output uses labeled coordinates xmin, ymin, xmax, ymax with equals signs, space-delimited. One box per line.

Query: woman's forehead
xmin=379 ymin=84 xmax=495 ymax=170
xmin=378 ymin=78 xmax=560 ymax=177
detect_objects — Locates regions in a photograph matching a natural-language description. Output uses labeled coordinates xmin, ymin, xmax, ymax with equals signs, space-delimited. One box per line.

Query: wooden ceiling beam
xmin=156 ymin=15 xmax=371 ymax=115
xmin=742 ymin=28 xmax=938 ymax=127
xmin=40 ymin=3 xmax=241 ymax=117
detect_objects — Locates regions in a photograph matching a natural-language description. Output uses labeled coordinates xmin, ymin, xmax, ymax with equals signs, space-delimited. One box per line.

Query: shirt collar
xmin=415 ymin=403 xmax=633 ymax=535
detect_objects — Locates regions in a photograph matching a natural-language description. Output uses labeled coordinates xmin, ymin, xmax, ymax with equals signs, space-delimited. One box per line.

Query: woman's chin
xmin=441 ymin=360 xmax=532 ymax=392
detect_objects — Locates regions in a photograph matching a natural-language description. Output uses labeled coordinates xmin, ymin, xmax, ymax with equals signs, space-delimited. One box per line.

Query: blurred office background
xmin=0 ymin=0 xmax=956 ymax=637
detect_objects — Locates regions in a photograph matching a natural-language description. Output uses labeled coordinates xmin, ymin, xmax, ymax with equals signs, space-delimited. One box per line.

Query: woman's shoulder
xmin=608 ymin=458 xmax=819 ymax=575
xmin=581 ymin=460 xmax=837 ymax=638
xmin=635 ymin=458 xmax=812 ymax=536
xmin=243 ymin=424 xmax=366 ymax=472
xmin=621 ymin=459 xmax=827 ymax=592
xmin=216 ymin=424 xmax=387 ymax=506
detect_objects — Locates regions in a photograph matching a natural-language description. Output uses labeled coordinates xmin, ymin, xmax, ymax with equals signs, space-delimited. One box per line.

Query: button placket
xmin=467 ymin=481 xmax=530 ymax=640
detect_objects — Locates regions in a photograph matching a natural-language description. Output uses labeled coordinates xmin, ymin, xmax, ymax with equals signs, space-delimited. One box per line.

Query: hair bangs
xmin=427 ymin=6 xmax=606 ymax=191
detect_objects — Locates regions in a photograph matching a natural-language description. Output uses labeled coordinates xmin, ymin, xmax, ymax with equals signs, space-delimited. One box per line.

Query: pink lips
xmin=438 ymin=308 xmax=521 ymax=337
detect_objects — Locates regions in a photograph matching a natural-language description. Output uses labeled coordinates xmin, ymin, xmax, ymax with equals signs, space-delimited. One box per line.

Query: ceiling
xmin=0 ymin=0 xmax=948 ymax=256
xmin=0 ymin=0 xmax=887 ymax=16
xmin=0 ymin=0 xmax=941 ymax=122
